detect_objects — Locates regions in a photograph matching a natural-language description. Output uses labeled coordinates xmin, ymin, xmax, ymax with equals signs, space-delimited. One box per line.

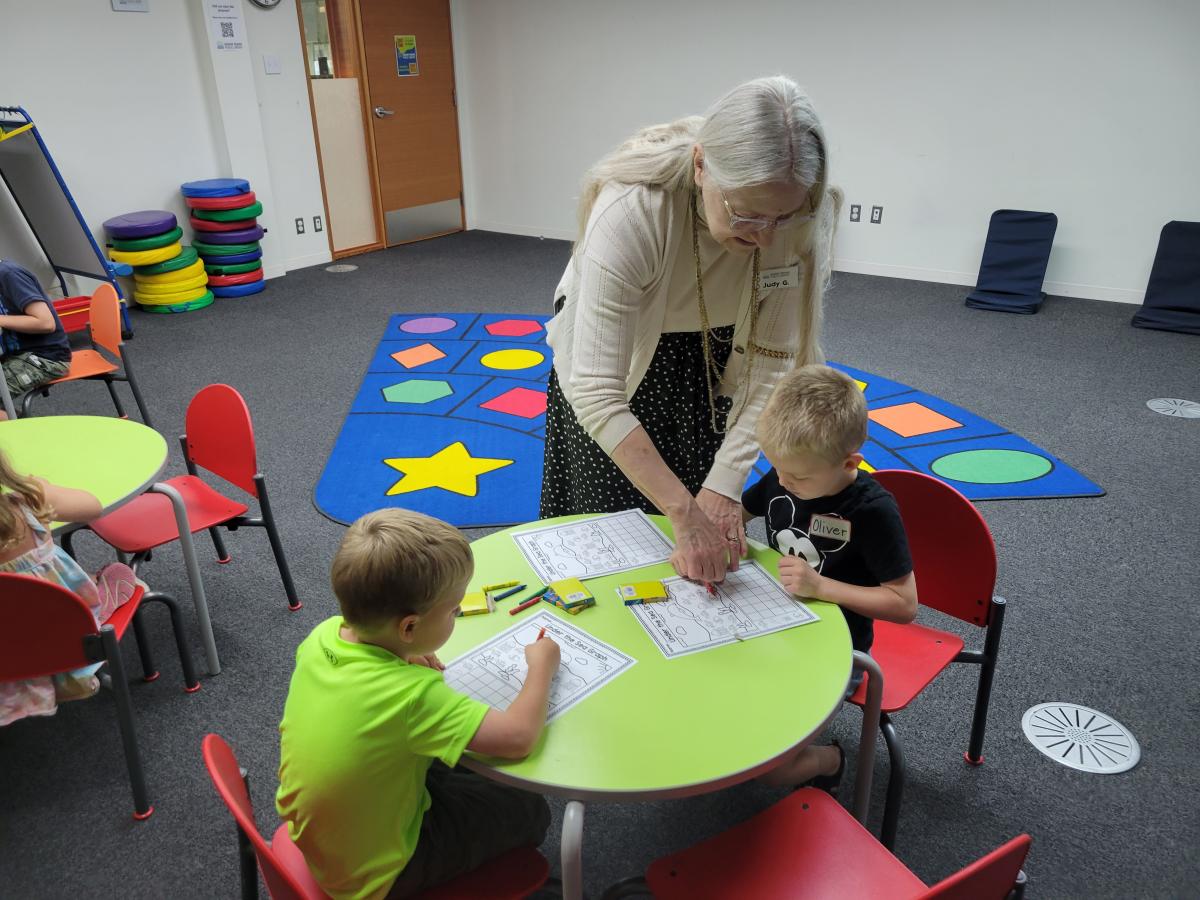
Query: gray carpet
xmin=1 ymin=231 xmax=1197 ymax=898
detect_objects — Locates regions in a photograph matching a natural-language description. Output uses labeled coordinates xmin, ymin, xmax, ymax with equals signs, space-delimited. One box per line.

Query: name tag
xmin=759 ymin=264 xmax=800 ymax=291
xmin=809 ymin=514 xmax=850 ymax=542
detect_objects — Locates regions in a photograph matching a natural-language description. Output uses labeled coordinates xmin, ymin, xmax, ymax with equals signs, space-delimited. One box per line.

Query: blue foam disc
xmin=211 ymin=279 xmax=267 ymax=298
xmin=180 ymin=177 xmax=252 ymax=198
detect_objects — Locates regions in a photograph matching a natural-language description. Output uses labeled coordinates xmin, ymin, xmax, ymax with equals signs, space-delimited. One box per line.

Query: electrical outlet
xmin=295 ymin=217 xmax=305 ymax=234
xmin=313 ymin=215 xmax=323 ymax=233
xmin=849 ymin=204 xmax=861 ymax=222
xmin=870 ymin=205 xmax=883 ymax=224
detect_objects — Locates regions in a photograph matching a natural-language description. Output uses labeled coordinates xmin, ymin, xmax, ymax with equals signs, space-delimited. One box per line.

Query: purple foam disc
xmin=103 ymin=210 xmax=178 ymax=239
xmin=197 ymin=225 xmax=266 ymax=244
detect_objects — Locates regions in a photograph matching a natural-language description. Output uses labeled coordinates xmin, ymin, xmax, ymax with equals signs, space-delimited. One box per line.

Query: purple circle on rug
xmin=198 ymin=225 xmax=266 ymax=244
xmin=103 ymin=210 xmax=178 ymax=239
xmin=399 ymin=316 xmax=457 ymax=334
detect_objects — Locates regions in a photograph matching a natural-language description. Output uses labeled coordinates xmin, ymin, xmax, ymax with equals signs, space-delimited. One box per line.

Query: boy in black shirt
xmin=0 ymin=260 xmax=71 ymax=420
xmin=743 ymin=364 xmax=917 ymax=789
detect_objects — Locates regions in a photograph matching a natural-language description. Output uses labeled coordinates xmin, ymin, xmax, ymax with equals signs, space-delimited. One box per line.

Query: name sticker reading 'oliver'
xmin=809 ymin=514 xmax=850 ymax=542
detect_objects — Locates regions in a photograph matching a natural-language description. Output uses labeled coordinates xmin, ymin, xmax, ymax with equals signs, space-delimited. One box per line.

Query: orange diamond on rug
xmin=390 ymin=342 xmax=446 ymax=369
xmin=869 ymin=402 xmax=962 ymax=437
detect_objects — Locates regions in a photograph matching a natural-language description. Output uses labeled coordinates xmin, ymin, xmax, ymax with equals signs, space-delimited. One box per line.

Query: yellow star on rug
xmin=384 ymin=441 xmax=514 ymax=497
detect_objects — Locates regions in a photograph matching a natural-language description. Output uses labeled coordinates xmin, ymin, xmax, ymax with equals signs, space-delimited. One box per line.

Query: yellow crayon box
xmin=616 ymin=580 xmax=668 ymax=605
xmin=459 ymin=591 xmax=495 ymax=616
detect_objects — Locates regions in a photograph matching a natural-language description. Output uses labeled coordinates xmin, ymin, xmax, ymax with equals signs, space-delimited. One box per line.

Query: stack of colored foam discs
xmin=104 ymin=210 xmax=213 ymax=314
xmin=182 ymin=178 xmax=266 ymax=298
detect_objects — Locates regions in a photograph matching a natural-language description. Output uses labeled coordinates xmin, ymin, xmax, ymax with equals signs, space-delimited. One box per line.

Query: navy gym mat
xmin=966 ymin=210 xmax=1058 ymax=314
xmin=1131 ymin=221 xmax=1200 ymax=335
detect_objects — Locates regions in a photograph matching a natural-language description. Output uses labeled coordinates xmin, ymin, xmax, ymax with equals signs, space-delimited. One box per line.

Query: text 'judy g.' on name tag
xmin=809 ymin=514 xmax=850 ymax=542
xmin=758 ymin=263 xmax=800 ymax=291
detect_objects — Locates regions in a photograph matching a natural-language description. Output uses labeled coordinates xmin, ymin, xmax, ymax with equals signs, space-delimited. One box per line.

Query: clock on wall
xmin=249 ymin=0 xmax=283 ymax=9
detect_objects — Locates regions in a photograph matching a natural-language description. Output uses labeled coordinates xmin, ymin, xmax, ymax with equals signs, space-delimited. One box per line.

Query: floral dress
xmin=1 ymin=506 xmax=137 ymax=726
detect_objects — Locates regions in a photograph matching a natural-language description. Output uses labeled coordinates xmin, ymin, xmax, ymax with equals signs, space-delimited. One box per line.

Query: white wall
xmin=0 ymin=0 xmax=329 ymax=294
xmin=451 ymin=0 xmax=1200 ymax=304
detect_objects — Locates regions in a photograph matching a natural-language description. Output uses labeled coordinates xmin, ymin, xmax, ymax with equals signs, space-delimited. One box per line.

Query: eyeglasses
xmin=717 ymin=183 xmax=815 ymax=234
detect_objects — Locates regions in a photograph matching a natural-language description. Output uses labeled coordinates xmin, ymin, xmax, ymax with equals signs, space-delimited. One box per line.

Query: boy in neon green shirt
xmin=277 ymin=510 xmax=560 ymax=899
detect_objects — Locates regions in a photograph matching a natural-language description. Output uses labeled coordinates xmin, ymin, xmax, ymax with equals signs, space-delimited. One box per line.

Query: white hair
xmin=575 ymin=76 xmax=828 ymax=243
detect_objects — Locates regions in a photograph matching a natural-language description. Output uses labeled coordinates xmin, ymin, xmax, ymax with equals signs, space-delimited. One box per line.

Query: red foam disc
xmin=190 ymin=215 xmax=257 ymax=233
xmin=208 ymin=269 xmax=264 ymax=287
xmin=185 ymin=191 xmax=256 ymax=210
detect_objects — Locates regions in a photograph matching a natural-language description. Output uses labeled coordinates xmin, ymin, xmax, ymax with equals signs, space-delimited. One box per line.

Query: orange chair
xmin=847 ymin=469 xmax=1009 ymax=849
xmin=608 ymin=788 xmax=1029 ymax=899
xmin=74 ymin=383 xmax=300 ymax=611
xmin=0 ymin=573 xmax=199 ymax=819
xmin=20 ymin=283 xmax=152 ymax=427
xmin=202 ymin=735 xmax=553 ymax=900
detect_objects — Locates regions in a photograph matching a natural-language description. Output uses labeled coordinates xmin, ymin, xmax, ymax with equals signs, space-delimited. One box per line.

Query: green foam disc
xmin=204 ymin=260 xmax=263 ymax=276
xmin=109 ymin=226 xmax=184 ymax=252
xmin=193 ymin=239 xmax=261 ymax=256
xmin=192 ymin=201 xmax=264 ymax=222
xmin=139 ymin=291 xmax=215 ymax=314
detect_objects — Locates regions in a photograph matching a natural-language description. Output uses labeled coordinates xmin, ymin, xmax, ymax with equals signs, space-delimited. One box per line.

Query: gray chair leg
xmin=879 ymin=713 xmax=906 ymax=851
xmin=130 ymin=608 xmax=159 ymax=682
xmin=100 ymin=625 xmax=153 ymax=819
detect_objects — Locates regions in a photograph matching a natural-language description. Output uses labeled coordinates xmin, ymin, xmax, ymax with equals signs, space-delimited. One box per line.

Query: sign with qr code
xmin=205 ymin=0 xmax=245 ymax=51
xmin=395 ymin=35 xmax=419 ymax=76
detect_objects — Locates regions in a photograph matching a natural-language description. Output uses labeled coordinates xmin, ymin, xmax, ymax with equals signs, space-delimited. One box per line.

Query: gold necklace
xmin=693 ymin=189 xmax=759 ymax=435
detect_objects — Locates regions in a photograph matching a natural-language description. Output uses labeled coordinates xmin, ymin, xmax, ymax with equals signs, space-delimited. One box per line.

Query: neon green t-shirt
xmin=276 ymin=617 xmax=488 ymax=900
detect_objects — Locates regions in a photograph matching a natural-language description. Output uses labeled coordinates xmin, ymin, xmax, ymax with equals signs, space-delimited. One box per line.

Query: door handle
xmin=374 ymin=106 xmax=395 ymax=118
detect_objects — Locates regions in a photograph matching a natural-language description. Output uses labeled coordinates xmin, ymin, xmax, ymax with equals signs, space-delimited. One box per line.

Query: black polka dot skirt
xmin=540 ymin=319 xmax=734 ymax=518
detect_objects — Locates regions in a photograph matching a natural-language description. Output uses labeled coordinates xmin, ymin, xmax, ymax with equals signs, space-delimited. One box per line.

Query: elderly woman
xmin=541 ymin=76 xmax=840 ymax=583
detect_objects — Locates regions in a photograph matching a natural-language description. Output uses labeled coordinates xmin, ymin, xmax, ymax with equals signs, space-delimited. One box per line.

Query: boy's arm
xmin=467 ymin=637 xmax=561 ymax=759
xmin=778 ymin=556 xmax=917 ymax=623
xmin=0 ymin=300 xmax=57 ymax=334
xmin=37 ymin=479 xmax=104 ymax=523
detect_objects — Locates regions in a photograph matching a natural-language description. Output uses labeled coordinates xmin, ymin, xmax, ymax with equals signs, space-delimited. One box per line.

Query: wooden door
xmin=359 ymin=0 xmax=463 ymax=245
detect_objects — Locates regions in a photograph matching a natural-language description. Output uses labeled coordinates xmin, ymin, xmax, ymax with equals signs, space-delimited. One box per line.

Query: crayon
xmin=481 ymin=580 xmax=519 ymax=593
xmin=493 ymin=584 xmax=526 ymax=601
xmin=537 ymin=626 xmax=547 ymax=640
xmin=509 ymin=594 xmax=543 ymax=615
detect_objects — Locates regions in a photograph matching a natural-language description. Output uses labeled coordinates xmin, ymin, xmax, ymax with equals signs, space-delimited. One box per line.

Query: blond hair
xmin=757 ymin=365 xmax=867 ymax=463
xmin=0 ymin=449 xmax=53 ymax=552
xmin=330 ymin=509 xmax=473 ymax=628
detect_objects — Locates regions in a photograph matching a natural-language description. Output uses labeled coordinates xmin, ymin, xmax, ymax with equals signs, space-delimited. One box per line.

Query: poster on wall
xmin=395 ymin=35 xmax=419 ymax=76
xmin=205 ymin=0 xmax=245 ymax=52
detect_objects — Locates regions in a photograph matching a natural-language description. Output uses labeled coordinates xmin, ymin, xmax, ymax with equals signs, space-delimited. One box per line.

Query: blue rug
xmin=314 ymin=314 xmax=1103 ymax=528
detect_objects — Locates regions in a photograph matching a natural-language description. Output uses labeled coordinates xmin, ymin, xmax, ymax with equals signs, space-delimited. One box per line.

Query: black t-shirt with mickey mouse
xmin=742 ymin=469 xmax=912 ymax=654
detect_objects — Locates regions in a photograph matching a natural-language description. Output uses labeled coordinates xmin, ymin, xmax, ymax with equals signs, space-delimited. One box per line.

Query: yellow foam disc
xmin=134 ymin=284 xmax=210 ymax=305
xmin=134 ymin=258 xmax=205 ymax=284
xmin=133 ymin=272 xmax=208 ymax=294
xmin=109 ymin=242 xmax=182 ymax=266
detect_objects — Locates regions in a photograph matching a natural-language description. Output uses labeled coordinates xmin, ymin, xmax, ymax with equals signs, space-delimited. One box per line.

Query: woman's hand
xmin=696 ymin=488 xmax=746 ymax=572
xmin=669 ymin=498 xmax=731 ymax=583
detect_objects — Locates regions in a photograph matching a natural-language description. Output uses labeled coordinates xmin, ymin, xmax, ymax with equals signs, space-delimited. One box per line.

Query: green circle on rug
xmin=931 ymin=449 xmax=1053 ymax=484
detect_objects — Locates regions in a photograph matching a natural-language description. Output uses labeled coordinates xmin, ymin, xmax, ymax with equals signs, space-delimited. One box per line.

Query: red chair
xmin=617 ymin=788 xmax=1029 ymax=899
xmin=75 ymin=384 xmax=300 ymax=610
xmin=0 ymin=573 xmax=199 ymax=819
xmin=20 ymin=283 xmax=153 ymax=427
xmin=847 ymin=469 xmax=1008 ymax=849
xmin=202 ymin=735 xmax=552 ymax=900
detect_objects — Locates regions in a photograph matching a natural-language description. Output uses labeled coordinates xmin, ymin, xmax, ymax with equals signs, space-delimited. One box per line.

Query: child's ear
xmin=845 ymin=452 xmax=864 ymax=473
xmin=397 ymin=614 xmax=421 ymax=644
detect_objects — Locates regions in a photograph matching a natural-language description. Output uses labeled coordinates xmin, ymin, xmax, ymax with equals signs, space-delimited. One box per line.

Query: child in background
xmin=742 ymin=364 xmax=918 ymax=790
xmin=0 ymin=449 xmax=140 ymax=726
xmin=0 ymin=259 xmax=71 ymax=420
xmin=277 ymin=509 xmax=559 ymax=900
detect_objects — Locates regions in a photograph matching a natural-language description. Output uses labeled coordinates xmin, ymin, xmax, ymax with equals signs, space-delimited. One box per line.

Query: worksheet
xmin=629 ymin=560 xmax=820 ymax=659
xmin=510 ymin=509 xmax=674 ymax=584
xmin=445 ymin=611 xmax=636 ymax=722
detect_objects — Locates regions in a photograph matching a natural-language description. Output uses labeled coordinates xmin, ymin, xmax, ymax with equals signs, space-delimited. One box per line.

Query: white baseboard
xmin=264 ymin=250 xmax=334 ymax=280
xmin=833 ymin=257 xmax=1145 ymax=306
xmin=467 ymin=220 xmax=575 ymax=242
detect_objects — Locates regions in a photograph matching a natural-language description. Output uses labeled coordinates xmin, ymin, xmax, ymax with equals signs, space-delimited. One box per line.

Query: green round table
xmin=444 ymin=515 xmax=884 ymax=899
xmin=0 ymin=416 xmax=167 ymax=524
xmin=0 ymin=417 xmax=224 ymax=676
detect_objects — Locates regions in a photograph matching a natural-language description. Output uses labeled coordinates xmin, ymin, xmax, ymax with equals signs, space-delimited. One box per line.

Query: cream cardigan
xmin=546 ymin=181 xmax=839 ymax=500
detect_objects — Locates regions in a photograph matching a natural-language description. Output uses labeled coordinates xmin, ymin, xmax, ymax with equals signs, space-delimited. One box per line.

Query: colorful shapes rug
xmin=314 ymin=313 xmax=1104 ymax=528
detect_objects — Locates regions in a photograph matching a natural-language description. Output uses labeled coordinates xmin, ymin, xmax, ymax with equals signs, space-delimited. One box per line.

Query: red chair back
xmin=185 ymin=384 xmax=260 ymax=496
xmin=202 ymin=734 xmax=320 ymax=900
xmin=89 ymin=283 xmax=124 ymax=359
xmin=921 ymin=834 xmax=1031 ymax=899
xmin=872 ymin=470 xmax=998 ymax=627
xmin=0 ymin=574 xmax=97 ymax=679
